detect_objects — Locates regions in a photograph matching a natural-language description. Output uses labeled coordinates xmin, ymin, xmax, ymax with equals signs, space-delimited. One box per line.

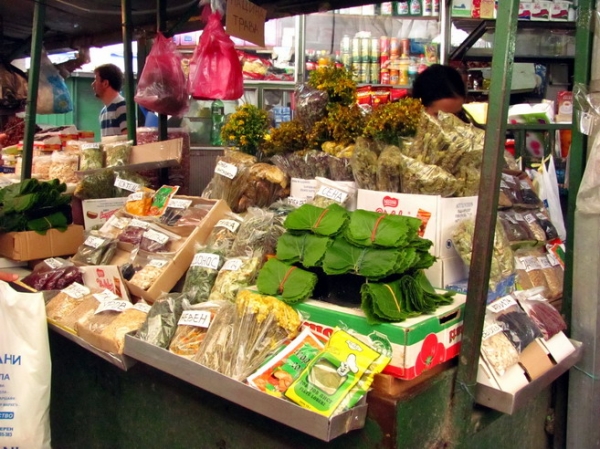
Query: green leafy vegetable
xmin=322 ymin=236 xmax=400 ymax=280
xmin=276 ymin=233 xmax=331 ymax=268
xmin=283 ymin=203 xmax=349 ymax=237
xmin=344 ymin=209 xmax=422 ymax=248
xmin=256 ymin=258 xmax=317 ymax=304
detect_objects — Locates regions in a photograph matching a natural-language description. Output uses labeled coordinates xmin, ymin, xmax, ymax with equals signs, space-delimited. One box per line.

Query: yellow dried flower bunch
xmin=221 ymin=103 xmax=270 ymax=155
xmin=307 ymin=63 xmax=357 ymax=106
xmin=260 ymin=119 xmax=308 ymax=156
xmin=326 ymin=103 xmax=366 ymax=146
xmin=363 ymin=98 xmax=423 ymax=147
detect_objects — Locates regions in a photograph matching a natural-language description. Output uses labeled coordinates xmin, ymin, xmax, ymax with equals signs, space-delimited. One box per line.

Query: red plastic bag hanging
xmin=187 ymin=12 xmax=244 ymax=100
xmin=134 ymin=32 xmax=189 ymax=117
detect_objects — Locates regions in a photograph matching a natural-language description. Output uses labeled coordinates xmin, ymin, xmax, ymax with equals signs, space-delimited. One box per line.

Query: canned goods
xmin=360 ymin=38 xmax=371 ymax=62
xmin=352 ymin=38 xmax=361 ymax=61
xmin=351 ymin=61 xmax=361 ymax=82
xmin=341 ymin=35 xmax=351 ymax=53
xmin=370 ymin=38 xmax=380 ymax=63
xmin=359 ymin=62 xmax=369 ymax=84
xmin=390 ymin=37 xmax=400 ymax=57
xmin=342 ymin=52 xmax=352 ymax=69
xmin=380 ymin=54 xmax=390 ymax=71
xmin=401 ymin=38 xmax=410 ymax=56
xmin=370 ymin=64 xmax=380 ymax=85
xmin=380 ymin=70 xmax=390 ymax=85
xmin=380 ymin=36 xmax=390 ymax=56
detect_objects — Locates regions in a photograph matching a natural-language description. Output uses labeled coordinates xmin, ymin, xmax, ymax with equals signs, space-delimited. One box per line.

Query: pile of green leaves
xmin=361 ymin=271 xmax=455 ymax=324
xmin=0 ymin=178 xmax=72 ymax=234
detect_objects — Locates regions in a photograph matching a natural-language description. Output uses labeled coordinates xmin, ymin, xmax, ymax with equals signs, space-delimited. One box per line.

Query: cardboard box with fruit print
xmin=293 ymin=294 xmax=466 ymax=380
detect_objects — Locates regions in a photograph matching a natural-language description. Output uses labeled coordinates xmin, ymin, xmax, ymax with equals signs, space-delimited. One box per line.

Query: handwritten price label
xmin=115 ymin=177 xmax=140 ymax=192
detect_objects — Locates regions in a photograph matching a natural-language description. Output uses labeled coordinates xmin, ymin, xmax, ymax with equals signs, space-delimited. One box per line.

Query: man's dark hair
xmin=412 ymin=64 xmax=466 ymax=107
xmin=94 ymin=64 xmax=124 ymax=92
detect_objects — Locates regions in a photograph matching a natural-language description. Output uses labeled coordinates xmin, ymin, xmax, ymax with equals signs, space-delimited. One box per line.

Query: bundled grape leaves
xmin=361 ymin=271 xmax=455 ymax=324
xmin=283 ymin=203 xmax=349 ymax=237
xmin=276 ymin=232 xmax=331 ymax=268
xmin=344 ymin=209 xmax=422 ymax=248
xmin=256 ymin=258 xmax=318 ymax=304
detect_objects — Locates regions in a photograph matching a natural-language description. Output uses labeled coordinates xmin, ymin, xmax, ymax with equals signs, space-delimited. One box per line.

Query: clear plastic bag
xmin=136 ymin=292 xmax=186 ymax=348
xmin=36 ymin=50 xmax=73 ymax=114
xmin=181 ymin=247 xmax=225 ymax=304
xmin=192 ymin=290 xmax=302 ymax=381
xmin=134 ymin=32 xmax=189 ymax=117
xmin=104 ymin=140 xmax=133 ymax=167
xmin=205 ymin=214 xmax=244 ymax=255
xmin=129 ymin=252 xmax=173 ymax=291
xmin=514 ymin=289 xmax=566 ymax=340
xmin=480 ymin=314 xmax=520 ymax=376
xmin=487 ymin=295 xmax=542 ymax=353
xmin=49 ymin=151 xmax=79 ymax=184
xmin=350 ymin=137 xmax=378 ymax=190
xmin=208 ymin=257 xmax=261 ymax=302
xmin=79 ymin=143 xmax=104 ymax=171
xmin=376 ymin=145 xmax=403 ymax=193
xmin=294 ymin=83 xmax=329 ymax=131
xmin=400 ymin=154 xmax=458 ymax=197
xmin=72 ymin=232 xmax=118 ymax=265
xmin=309 ymin=177 xmax=356 ymax=209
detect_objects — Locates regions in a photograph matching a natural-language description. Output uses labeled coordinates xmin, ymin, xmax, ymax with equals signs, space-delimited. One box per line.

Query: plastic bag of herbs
xmin=201 ymin=149 xmax=256 ymax=213
xmin=136 ymin=292 xmax=186 ymax=348
xmin=181 ymin=246 xmax=225 ymax=304
xmin=192 ymin=289 xmax=302 ymax=381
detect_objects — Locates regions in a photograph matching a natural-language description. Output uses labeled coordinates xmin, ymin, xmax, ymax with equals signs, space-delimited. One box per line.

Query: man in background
xmin=92 ymin=64 xmax=127 ymax=137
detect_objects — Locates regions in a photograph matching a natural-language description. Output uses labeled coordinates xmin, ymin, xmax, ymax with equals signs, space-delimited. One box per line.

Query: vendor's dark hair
xmin=94 ymin=64 xmax=123 ymax=92
xmin=412 ymin=64 xmax=466 ymax=107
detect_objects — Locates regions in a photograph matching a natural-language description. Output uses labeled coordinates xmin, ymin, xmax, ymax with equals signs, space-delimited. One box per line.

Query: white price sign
xmin=215 ymin=219 xmax=241 ymax=233
xmin=316 ymin=186 xmax=347 ymax=204
xmin=130 ymin=218 xmax=149 ymax=229
xmin=84 ymin=235 xmax=106 ymax=249
xmin=191 ymin=253 xmax=221 ymax=269
xmin=222 ymin=258 xmax=243 ymax=271
xmin=95 ymin=299 xmax=131 ymax=314
xmin=148 ymin=259 xmax=169 ymax=268
xmin=167 ymin=198 xmax=193 ymax=209
xmin=487 ymin=295 xmax=517 ymax=314
xmin=214 ymin=161 xmax=238 ymax=179
xmin=62 ymin=282 xmax=90 ymax=299
xmin=143 ymin=229 xmax=169 ymax=244
xmin=178 ymin=310 xmax=212 ymax=328
xmin=115 ymin=177 xmax=141 ymax=192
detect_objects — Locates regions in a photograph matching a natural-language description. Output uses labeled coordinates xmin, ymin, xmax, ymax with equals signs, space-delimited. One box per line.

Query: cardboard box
xmin=80 ymin=265 xmax=130 ymax=301
xmin=356 ymin=190 xmax=477 ymax=258
xmin=81 ymin=197 xmax=128 ymax=230
xmin=531 ymin=1 xmax=552 ymax=20
xmin=119 ymin=198 xmax=230 ymax=302
xmin=451 ymin=0 xmax=472 ymax=17
xmin=293 ymin=294 xmax=466 ymax=380
xmin=77 ymin=138 xmax=183 ymax=176
xmin=550 ymin=1 xmax=570 ymax=21
xmin=476 ymin=335 xmax=582 ymax=414
xmin=0 ymin=224 xmax=85 ymax=261
xmin=424 ymin=256 xmax=469 ymax=289
xmin=518 ymin=2 xmax=533 ymax=20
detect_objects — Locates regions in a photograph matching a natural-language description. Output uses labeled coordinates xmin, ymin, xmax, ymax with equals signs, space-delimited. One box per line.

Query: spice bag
xmin=187 ymin=12 xmax=244 ymax=100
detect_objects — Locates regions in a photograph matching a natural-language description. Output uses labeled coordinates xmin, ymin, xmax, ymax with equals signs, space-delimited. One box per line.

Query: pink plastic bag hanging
xmin=134 ymin=32 xmax=189 ymax=117
xmin=187 ymin=12 xmax=244 ymax=100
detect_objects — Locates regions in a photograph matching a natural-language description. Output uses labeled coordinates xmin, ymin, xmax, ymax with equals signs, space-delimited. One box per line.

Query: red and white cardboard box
xmin=356 ymin=189 xmax=478 ymax=258
xmin=293 ymin=294 xmax=466 ymax=380
xmin=81 ymin=198 xmax=128 ymax=230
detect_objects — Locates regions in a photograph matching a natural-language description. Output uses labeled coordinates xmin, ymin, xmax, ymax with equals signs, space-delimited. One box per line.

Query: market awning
xmin=0 ymin=0 xmax=370 ymax=61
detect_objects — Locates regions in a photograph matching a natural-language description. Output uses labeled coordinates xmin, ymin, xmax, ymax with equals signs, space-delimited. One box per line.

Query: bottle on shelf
xmin=398 ymin=53 xmax=410 ymax=85
xmin=334 ymin=51 xmax=344 ymax=69
xmin=417 ymin=54 xmax=428 ymax=74
xmin=408 ymin=57 xmax=418 ymax=86
xmin=409 ymin=0 xmax=422 ymax=16
xmin=210 ymin=99 xmax=225 ymax=146
xmin=396 ymin=0 xmax=410 ymax=16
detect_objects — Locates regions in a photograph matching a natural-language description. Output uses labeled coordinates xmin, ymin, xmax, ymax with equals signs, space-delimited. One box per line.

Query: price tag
xmin=148 ymin=259 xmax=169 ymax=268
xmin=93 ymin=289 xmax=121 ymax=303
xmin=287 ymin=196 xmax=307 ymax=207
xmin=81 ymin=142 xmax=101 ymax=151
xmin=167 ymin=198 xmax=193 ymax=209
xmin=547 ymin=252 xmax=560 ymax=267
xmin=316 ymin=186 xmax=348 ymax=204
xmin=84 ymin=235 xmax=106 ymax=249
xmin=191 ymin=253 xmax=221 ymax=270
xmin=133 ymin=302 xmax=152 ymax=313
xmin=537 ymin=256 xmax=552 ymax=269
xmin=128 ymin=192 xmax=144 ymax=202
xmin=130 ymin=218 xmax=149 ymax=229
xmin=513 ymin=213 xmax=525 ymax=222
xmin=62 ymin=282 xmax=90 ymax=299
xmin=44 ymin=257 xmax=63 ymax=270
xmin=222 ymin=258 xmax=243 ymax=271
xmin=143 ymin=229 xmax=169 ymax=244
xmin=482 ymin=322 xmax=503 ymax=340
xmin=114 ymin=177 xmax=140 ymax=192
xmin=215 ymin=219 xmax=241 ymax=233
xmin=178 ymin=310 xmax=212 ymax=328
xmin=536 ymin=212 xmax=548 ymax=221
xmin=524 ymin=213 xmax=537 ymax=224
xmin=487 ymin=295 xmax=517 ymax=314
xmin=94 ymin=299 xmax=131 ymax=314
xmin=214 ymin=161 xmax=238 ymax=179
xmin=520 ymin=255 xmax=542 ymax=272
xmin=580 ymin=111 xmax=593 ymax=136
xmin=519 ymin=180 xmax=532 ymax=190
xmin=505 ymin=214 xmax=518 ymax=224
xmin=500 ymin=181 xmax=510 ymax=190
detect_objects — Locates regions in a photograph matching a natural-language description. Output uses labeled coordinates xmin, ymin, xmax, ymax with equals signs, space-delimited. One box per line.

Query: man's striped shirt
xmin=100 ymin=94 xmax=127 ymax=137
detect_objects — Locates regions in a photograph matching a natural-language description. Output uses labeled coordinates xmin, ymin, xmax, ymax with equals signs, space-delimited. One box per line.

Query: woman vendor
xmin=412 ymin=64 xmax=467 ymax=116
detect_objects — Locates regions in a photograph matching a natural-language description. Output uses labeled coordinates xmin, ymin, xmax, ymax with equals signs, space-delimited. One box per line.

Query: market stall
xmin=0 ymin=0 xmax=595 ymax=447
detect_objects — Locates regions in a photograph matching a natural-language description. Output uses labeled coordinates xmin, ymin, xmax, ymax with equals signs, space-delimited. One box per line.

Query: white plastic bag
xmin=539 ymin=156 xmax=567 ymax=240
xmin=36 ymin=50 xmax=73 ymax=114
xmin=576 ymin=131 xmax=600 ymax=215
xmin=0 ymin=282 xmax=52 ymax=448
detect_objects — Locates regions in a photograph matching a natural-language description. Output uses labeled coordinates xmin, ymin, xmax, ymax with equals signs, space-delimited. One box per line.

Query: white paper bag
xmin=0 ymin=281 xmax=52 ymax=448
